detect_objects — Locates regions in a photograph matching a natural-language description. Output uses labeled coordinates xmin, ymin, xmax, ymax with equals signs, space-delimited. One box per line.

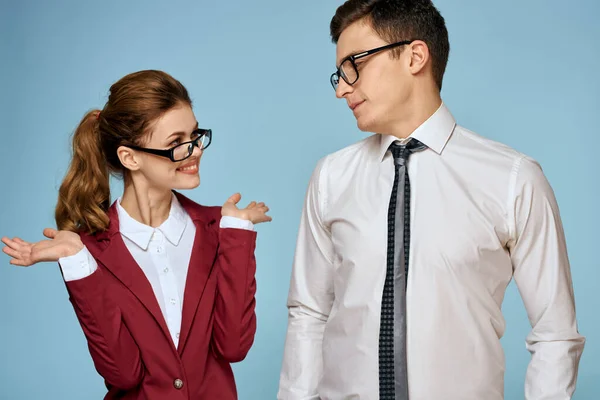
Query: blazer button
xmin=173 ymin=379 xmax=184 ymax=389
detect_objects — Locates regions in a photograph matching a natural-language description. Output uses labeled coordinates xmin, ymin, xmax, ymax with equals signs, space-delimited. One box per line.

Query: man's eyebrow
xmin=336 ymin=49 xmax=367 ymax=67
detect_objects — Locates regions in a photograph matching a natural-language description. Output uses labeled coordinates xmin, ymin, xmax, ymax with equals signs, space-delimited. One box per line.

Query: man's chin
xmin=356 ymin=115 xmax=376 ymax=133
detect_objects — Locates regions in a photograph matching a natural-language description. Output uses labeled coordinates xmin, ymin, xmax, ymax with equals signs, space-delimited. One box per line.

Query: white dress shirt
xmin=59 ymin=194 xmax=253 ymax=348
xmin=278 ymin=103 xmax=585 ymax=400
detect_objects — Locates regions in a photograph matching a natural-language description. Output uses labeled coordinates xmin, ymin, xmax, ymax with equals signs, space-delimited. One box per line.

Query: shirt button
xmin=157 ymin=247 xmax=163 ymax=253
xmin=176 ymin=332 xmax=180 ymax=338
xmin=170 ymin=298 xmax=176 ymax=305
xmin=173 ymin=379 xmax=184 ymax=390
xmin=163 ymin=267 xmax=169 ymax=273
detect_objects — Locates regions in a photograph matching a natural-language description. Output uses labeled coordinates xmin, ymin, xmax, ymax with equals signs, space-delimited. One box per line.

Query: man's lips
xmin=349 ymin=100 xmax=365 ymax=111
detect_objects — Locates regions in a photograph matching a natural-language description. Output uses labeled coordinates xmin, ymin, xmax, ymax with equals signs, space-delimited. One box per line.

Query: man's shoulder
xmin=318 ymin=134 xmax=379 ymax=169
xmin=453 ymin=124 xmax=526 ymax=161
xmin=452 ymin=124 xmax=548 ymax=186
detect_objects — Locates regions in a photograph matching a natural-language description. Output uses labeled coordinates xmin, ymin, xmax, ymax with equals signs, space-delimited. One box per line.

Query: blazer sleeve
xmin=210 ymin=220 xmax=258 ymax=363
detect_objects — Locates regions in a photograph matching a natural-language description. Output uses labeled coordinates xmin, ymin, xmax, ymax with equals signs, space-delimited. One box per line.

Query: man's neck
xmin=388 ymin=91 xmax=443 ymax=139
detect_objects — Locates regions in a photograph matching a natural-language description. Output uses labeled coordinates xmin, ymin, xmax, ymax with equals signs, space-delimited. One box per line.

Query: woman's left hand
xmin=221 ymin=193 xmax=272 ymax=224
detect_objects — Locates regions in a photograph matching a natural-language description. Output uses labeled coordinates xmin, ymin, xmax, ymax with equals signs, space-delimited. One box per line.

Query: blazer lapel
xmin=176 ymin=193 xmax=219 ymax=355
xmin=93 ymin=203 xmax=177 ymax=355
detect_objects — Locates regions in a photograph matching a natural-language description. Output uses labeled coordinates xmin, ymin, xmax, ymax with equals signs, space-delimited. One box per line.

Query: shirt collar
xmin=377 ymin=102 xmax=457 ymax=161
xmin=116 ymin=193 xmax=188 ymax=250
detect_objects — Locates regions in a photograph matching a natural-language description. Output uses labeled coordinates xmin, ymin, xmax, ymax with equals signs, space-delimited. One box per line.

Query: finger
xmin=2 ymin=246 xmax=23 ymax=260
xmin=43 ymin=228 xmax=59 ymax=239
xmin=226 ymin=193 xmax=242 ymax=205
xmin=9 ymin=259 xmax=31 ymax=267
xmin=255 ymin=215 xmax=273 ymax=223
xmin=1 ymin=238 xmax=23 ymax=251
xmin=255 ymin=206 xmax=270 ymax=214
xmin=249 ymin=209 xmax=272 ymax=222
xmin=12 ymin=237 xmax=30 ymax=245
xmin=12 ymin=237 xmax=35 ymax=249
xmin=256 ymin=202 xmax=265 ymax=208
xmin=246 ymin=201 xmax=257 ymax=209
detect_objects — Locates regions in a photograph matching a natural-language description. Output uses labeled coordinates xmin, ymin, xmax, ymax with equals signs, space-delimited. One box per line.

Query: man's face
xmin=335 ymin=19 xmax=414 ymax=134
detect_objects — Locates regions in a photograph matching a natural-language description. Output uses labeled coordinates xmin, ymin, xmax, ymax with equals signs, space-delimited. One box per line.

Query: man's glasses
xmin=330 ymin=40 xmax=415 ymax=90
xmin=127 ymin=128 xmax=212 ymax=162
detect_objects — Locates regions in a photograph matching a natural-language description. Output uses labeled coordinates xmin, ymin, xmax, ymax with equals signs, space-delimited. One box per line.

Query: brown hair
xmin=330 ymin=0 xmax=450 ymax=90
xmin=55 ymin=70 xmax=192 ymax=234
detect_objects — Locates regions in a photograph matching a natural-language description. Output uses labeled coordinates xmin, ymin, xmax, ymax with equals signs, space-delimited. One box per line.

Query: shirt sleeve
xmin=220 ymin=216 xmax=255 ymax=231
xmin=508 ymin=155 xmax=585 ymax=399
xmin=58 ymin=246 xmax=98 ymax=282
xmin=278 ymin=157 xmax=335 ymax=400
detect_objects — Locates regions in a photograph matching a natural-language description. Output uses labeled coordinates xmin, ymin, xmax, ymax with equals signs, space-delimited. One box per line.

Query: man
xmin=278 ymin=1 xmax=585 ymax=399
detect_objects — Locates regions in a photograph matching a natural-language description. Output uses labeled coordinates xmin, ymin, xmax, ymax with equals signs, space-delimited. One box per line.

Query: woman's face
xmin=126 ymin=103 xmax=204 ymax=192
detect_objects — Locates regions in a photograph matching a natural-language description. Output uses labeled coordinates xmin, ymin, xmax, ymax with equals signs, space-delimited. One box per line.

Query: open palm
xmin=221 ymin=193 xmax=272 ymax=224
xmin=1 ymin=228 xmax=83 ymax=267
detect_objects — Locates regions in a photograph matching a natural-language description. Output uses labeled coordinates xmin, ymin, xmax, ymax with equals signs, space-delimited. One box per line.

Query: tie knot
xmin=389 ymin=139 xmax=427 ymax=166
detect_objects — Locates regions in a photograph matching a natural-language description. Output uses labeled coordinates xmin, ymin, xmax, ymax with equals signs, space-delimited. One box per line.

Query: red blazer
xmin=64 ymin=192 xmax=257 ymax=399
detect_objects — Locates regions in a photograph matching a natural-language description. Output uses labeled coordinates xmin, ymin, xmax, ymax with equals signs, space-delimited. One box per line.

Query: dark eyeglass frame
xmin=330 ymin=40 xmax=416 ymax=90
xmin=127 ymin=128 xmax=212 ymax=162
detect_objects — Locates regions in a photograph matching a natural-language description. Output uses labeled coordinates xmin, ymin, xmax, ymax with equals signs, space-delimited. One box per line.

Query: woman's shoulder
xmin=173 ymin=191 xmax=221 ymax=222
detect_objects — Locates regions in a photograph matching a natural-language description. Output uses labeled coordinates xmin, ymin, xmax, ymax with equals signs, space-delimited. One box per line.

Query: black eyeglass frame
xmin=127 ymin=128 xmax=212 ymax=162
xmin=330 ymin=40 xmax=416 ymax=89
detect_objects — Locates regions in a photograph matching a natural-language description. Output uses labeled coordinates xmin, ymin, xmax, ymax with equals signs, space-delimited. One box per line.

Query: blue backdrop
xmin=1 ymin=1 xmax=598 ymax=398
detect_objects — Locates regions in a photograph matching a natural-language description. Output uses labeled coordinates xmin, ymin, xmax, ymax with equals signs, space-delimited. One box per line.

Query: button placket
xmin=151 ymin=232 xmax=183 ymax=347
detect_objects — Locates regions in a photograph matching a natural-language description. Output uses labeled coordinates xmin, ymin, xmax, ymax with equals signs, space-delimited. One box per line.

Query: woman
xmin=1 ymin=70 xmax=270 ymax=399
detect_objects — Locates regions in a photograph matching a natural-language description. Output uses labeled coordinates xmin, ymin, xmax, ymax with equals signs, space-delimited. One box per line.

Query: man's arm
xmin=508 ymin=156 xmax=585 ymax=399
xmin=278 ymin=158 xmax=335 ymax=400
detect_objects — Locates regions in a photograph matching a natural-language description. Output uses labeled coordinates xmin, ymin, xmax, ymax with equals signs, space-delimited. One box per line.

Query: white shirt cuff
xmin=220 ymin=216 xmax=255 ymax=231
xmin=58 ymin=246 xmax=98 ymax=281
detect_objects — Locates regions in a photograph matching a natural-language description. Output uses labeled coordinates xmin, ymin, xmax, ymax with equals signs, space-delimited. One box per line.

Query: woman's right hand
xmin=1 ymin=228 xmax=84 ymax=267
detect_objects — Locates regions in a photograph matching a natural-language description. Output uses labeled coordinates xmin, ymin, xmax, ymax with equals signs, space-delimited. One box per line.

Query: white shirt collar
xmin=116 ymin=193 xmax=188 ymax=250
xmin=378 ymin=102 xmax=457 ymax=161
